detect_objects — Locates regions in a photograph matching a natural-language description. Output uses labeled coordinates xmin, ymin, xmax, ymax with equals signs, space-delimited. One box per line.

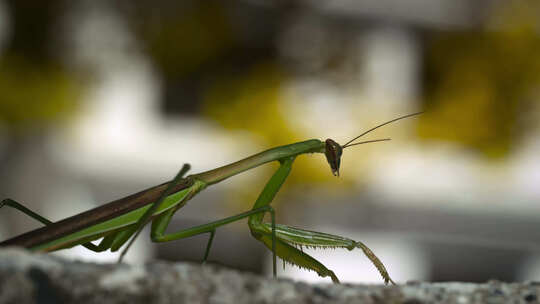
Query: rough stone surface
xmin=0 ymin=248 xmax=539 ymax=304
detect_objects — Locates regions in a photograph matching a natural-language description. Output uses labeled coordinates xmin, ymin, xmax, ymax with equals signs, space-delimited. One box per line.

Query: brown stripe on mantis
xmin=0 ymin=178 xmax=193 ymax=249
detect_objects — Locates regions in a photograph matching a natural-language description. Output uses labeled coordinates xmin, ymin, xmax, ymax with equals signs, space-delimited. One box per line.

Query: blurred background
xmin=1 ymin=0 xmax=540 ymax=284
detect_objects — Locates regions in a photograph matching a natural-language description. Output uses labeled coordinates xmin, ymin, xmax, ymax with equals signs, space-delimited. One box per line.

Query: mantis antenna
xmin=342 ymin=112 xmax=423 ymax=148
xmin=342 ymin=138 xmax=391 ymax=148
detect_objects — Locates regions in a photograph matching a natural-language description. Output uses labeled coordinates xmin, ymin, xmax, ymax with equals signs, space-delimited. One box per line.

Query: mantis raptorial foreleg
xmin=263 ymin=223 xmax=395 ymax=284
xmin=244 ymin=155 xmax=394 ymax=284
xmin=257 ymin=232 xmax=340 ymax=282
xmin=246 ymin=156 xmax=343 ymax=282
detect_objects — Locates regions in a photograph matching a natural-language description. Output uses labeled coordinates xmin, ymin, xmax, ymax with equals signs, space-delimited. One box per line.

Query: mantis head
xmin=324 ymin=112 xmax=423 ymax=176
xmin=324 ymin=139 xmax=343 ymax=176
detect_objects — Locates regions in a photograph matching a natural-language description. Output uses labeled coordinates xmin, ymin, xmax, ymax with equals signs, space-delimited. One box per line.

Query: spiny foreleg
xmin=263 ymin=223 xmax=395 ymax=284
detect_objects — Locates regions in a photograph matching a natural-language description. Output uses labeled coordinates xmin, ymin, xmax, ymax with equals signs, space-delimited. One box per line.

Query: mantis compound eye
xmin=324 ymin=139 xmax=343 ymax=176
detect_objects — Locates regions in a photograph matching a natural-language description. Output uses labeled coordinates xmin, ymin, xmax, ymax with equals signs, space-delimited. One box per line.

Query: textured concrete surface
xmin=0 ymin=247 xmax=539 ymax=304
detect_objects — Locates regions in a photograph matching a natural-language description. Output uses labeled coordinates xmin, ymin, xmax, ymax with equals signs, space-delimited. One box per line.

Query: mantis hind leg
xmin=0 ymin=198 xmax=117 ymax=253
xmin=1 ymin=198 xmax=53 ymax=226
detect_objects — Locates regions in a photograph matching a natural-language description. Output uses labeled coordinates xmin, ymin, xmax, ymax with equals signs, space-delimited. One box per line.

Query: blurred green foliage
xmin=0 ymin=1 xmax=80 ymax=133
xmin=0 ymin=57 xmax=80 ymax=132
xmin=203 ymin=64 xmax=295 ymax=144
xmin=138 ymin=2 xmax=234 ymax=77
xmin=419 ymin=0 xmax=540 ymax=158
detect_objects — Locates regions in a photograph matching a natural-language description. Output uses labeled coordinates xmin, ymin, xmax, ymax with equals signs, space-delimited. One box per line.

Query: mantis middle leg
xmin=148 ymin=204 xmax=277 ymax=274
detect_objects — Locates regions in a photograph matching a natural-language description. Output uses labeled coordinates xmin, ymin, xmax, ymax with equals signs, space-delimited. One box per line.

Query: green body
xmin=1 ymin=138 xmax=395 ymax=284
xmin=32 ymin=185 xmax=195 ymax=251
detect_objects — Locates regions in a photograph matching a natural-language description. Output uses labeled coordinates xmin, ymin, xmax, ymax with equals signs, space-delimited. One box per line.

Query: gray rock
xmin=0 ymin=248 xmax=538 ymax=304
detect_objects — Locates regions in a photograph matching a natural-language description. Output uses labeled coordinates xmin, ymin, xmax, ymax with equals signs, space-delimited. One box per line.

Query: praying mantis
xmin=0 ymin=112 xmax=421 ymax=284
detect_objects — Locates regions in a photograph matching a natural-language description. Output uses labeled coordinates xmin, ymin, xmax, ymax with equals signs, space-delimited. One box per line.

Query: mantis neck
xmin=192 ymin=139 xmax=325 ymax=185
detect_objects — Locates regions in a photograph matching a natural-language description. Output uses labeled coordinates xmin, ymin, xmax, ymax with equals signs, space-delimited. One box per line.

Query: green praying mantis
xmin=0 ymin=112 xmax=421 ymax=284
